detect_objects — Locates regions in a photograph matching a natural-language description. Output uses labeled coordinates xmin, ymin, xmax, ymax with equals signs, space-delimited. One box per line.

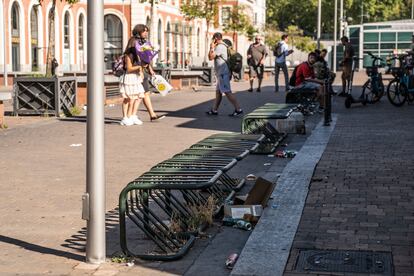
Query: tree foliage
xmin=267 ymin=0 xmax=413 ymax=36
xmin=223 ymin=5 xmax=257 ymax=46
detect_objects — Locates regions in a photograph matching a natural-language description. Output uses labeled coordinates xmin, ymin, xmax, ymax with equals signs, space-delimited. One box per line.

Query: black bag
xmin=289 ymin=65 xmax=299 ymax=87
xmin=273 ymin=42 xmax=283 ymax=58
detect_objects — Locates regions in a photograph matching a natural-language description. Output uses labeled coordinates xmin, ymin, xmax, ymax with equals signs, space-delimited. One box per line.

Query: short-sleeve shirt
xmin=276 ymin=41 xmax=289 ymax=64
xmin=295 ymin=62 xmax=315 ymax=86
xmin=214 ymin=43 xmax=229 ymax=75
xmin=247 ymin=44 xmax=268 ymax=66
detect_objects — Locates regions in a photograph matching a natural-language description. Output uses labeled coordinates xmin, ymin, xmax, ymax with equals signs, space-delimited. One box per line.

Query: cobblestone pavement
xmin=2 ymin=71 xmax=412 ymax=276
xmin=284 ymin=86 xmax=414 ymax=275
xmin=0 ymin=76 xmax=317 ymax=276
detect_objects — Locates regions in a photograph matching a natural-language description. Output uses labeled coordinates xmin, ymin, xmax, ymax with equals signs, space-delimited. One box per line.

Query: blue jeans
xmin=275 ymin=62 xmax=289 ymax=92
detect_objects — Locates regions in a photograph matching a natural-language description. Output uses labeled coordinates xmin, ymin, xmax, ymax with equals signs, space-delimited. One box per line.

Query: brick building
xmin=0 ymin=0 xmax=265 ymax=79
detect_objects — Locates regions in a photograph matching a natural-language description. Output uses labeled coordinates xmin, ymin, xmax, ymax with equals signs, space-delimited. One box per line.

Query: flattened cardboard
xmin=224 ymin=177 xmax=276 ymax=219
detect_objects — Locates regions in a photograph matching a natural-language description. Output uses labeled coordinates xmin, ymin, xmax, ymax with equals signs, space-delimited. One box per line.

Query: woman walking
xmin=119 ymin=35 xmax=145 ymax=126
xmin=132 ymin=24 xmax=165 ymax=121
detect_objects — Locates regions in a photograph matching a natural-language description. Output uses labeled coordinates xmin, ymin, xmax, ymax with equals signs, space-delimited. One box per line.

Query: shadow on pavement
xmin=0 ymin=234 xmax=84 ymax=262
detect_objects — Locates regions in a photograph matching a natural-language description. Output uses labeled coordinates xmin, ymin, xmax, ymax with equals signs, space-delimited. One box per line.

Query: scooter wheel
xmin=345 ymin=97 xmax=351 ymax=108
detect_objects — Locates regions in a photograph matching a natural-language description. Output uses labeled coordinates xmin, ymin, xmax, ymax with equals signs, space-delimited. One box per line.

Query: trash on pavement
xmin=263 ymin=163 xmax=272 ymax=166
xmin=275 ymin=150 xmax=297 ymax=158
xmin=70 ymin=143 xmax=82 ymax=147
xmin=246 ymin=174 xmax=257 ymax=181
xmin=224 ymin=177 xmax=276 ymax=221
xmin=225 ymin=253 xmax=239 ymax=269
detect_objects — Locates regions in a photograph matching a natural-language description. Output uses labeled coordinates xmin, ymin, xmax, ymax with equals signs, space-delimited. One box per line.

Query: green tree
xmin=222 ymin=5 xmax=255 ymax=50
xmin=181 ymin=0 xmax=220 ymax=64
xmin=266 ymin=0 xmax=413 ymax=37
xmin=40 ymin=0 xmax=79 ymax=75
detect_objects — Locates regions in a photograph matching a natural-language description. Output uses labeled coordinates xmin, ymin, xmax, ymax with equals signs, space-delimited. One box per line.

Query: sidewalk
xmin=1 ymin=72 xmax=413 ymax=276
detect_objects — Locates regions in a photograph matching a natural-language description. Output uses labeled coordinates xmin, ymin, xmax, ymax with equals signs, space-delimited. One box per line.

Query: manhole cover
xmin=296 ymin=249 xmax=393 ymax=275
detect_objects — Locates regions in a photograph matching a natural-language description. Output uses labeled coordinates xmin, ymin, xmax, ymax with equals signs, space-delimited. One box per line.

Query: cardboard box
xmin=224 ymin=177 xmax=276 ymax=220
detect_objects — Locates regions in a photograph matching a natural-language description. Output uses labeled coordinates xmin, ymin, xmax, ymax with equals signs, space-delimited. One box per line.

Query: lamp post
xmin=85 ymin=0 xmax=106 ymax=264
xmin=339 ymin=0 xmax=344 ymax=37
xmin=333 ymin=0 xmax=337 ymax=73
xmin=2 ymin=0 xmax=7 ymax=87
xmin=317 ymin=0 xmax=322 ymax=50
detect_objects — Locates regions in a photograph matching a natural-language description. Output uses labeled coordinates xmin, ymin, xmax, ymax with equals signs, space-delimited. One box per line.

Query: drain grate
xmin=296 ymin=249 xmax=393 ymax=275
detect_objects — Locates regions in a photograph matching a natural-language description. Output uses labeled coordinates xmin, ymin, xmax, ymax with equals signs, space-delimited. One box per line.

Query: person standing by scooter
xmin=274 ymin=34 xmax=294 ymax=93
xmin=338 ymin=36 xmax=355 ymax=97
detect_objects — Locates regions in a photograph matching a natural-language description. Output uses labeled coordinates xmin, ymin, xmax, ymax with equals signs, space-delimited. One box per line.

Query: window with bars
xmin=78 ymin=15 xmax=84 ymax=50
xmin=64 ymin=12 xmax=70 ymax=49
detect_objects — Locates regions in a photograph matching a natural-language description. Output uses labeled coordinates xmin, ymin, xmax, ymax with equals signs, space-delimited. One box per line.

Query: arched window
xmin=64 ymin=11 xmax=70 ymax=49
xmin=174 ymin=23 xmax=179 ymax=67
xmin=197 ymin=28 xmax=200 ymax=57
xmin=11 ymin=2 xmax=20 ymax=71
xmin=166 ymin=22 xmax=170 ymax=64
xmin=157 ymin=19 xmax=162 ymax=59
xmin=78 ymin=14 xmax=84 ymax=50
xmin=104 ymin=14 xmax=123 ymax=70
xmin=30 ymin=6 xmax=39 ymax=71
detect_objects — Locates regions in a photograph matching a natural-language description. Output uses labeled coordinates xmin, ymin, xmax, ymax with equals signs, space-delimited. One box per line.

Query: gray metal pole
xmin=333 ymin=0 xmax=337 ymax=73
xmin=2 ymin=0 xmax=7 ymax=87
xmin=85 ymin=0 xmax=106 ymax=264
xmin=412 ymin=0 xmax=413 ymax=19
xmin=340 ymin=0 xmax=344 ymax=37
xmin=317 ymin=0 xmax=322 ymax=50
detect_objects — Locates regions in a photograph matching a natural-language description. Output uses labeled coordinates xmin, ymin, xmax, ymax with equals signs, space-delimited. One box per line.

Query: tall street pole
xmin=317 ymin=0 xmax=322 ymax=50
xmin=333 ymin=0 xmax=337 ymax=73
xmin=411 ymin=0 xmax=413 ymax=20
xmin=340 ymin=0 xmax=344 ymax=37
xmin=85 ymin=0 xmax=106 ymax=264
xmin=2 ymin=0 xmax=7 ymax=87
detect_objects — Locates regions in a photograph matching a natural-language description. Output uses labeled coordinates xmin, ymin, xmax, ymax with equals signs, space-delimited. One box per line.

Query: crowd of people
xmin=116 ymin=26 xmax=356 ymax=125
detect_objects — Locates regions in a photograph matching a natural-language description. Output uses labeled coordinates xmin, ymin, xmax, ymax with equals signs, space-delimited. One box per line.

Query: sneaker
xmin=206 ymin=110 xmax=219 ymax=116
xmin=228 ymin=109 xmax=243 ymax=117
xmin=130 ymin=115 xmax=143 ymax=125
xmin=120 ymin=117 xmax=133 ymax=126
xmin=248 ymin=88 xmax=253 ymax=92
xmin=256 ymin=88 xmax=261 ymax=93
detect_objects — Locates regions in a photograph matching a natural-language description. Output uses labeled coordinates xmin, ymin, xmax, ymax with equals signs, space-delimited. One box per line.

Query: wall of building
xmin=0 ymin=0 xmax=265 ymax=75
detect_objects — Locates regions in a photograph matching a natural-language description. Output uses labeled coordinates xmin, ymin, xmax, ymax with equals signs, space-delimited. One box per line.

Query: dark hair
xmin=132 ymin=24 xmax=149 ymax=38
xmin=213 ymin=32 xmax=222 ymax=40
xmin=281 ymin=34 xmax=288 ymax=40
xmin=123 ymin=36 xmax=138 ymax=63
xmin=223 ymin=38 xmax=232 ymax=47
xmin=308 ymin=52 xmax=317 ymax=58
xmin=315 ymin=49 xmax=321 ymax=55
xmin=341 ymin=36 xmax=349 ymax=42
xmin=321 ymin=49 xmax=328 ymax=54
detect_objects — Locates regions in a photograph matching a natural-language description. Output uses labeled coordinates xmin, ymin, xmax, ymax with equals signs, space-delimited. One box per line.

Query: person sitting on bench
xmin=294 ymin=52 xmax=325 ymax=110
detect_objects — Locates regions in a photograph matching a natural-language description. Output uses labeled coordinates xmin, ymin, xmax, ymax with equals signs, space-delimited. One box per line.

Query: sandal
xmin=150 ymin=115 xmax=166 ymax=122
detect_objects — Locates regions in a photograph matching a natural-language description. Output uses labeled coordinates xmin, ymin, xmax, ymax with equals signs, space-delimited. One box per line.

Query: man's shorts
xmin=342 ymin=65 xmax=352 ymax=80
xmin=216 ymin=73 xmax=232 ymax=93
xmin=249 ymin=65 xmax=264 ymax=79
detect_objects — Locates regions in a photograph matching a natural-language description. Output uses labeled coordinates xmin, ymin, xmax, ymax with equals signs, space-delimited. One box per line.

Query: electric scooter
xmin=345 ymin=56 xmax=367 ymax=108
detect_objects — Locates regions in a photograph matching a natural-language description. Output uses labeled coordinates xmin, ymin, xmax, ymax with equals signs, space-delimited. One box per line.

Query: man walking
xmin=338 ymin=36 xmax=355 ymax=97
xmin=274 ymin=34 xmax=294 ymax=93
xmin=206 ymin=32 xmax=243 ymax=117
xmin=247 ymin=35 xmax=268 ymax=92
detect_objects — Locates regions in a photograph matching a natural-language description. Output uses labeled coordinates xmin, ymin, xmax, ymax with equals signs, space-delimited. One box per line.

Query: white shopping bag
xmin=151 ymin=75 xmax=173 ymax=96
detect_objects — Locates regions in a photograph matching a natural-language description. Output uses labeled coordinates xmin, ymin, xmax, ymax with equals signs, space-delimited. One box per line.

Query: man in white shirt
xmin=274 ymin=34 xmax=294 ymax=93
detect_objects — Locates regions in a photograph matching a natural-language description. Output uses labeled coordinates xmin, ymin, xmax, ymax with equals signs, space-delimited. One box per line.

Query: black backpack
xmin=289 ymin=65 xmax=299 ymax=87
xmin=226 ymin=47 xmax=243 ymax=73
xmin=273 ymin=42 xmax=283 ymax=58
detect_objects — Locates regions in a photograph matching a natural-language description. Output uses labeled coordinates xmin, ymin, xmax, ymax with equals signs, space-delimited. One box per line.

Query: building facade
xmin=0 ymin=0 xmax=265 ymax=77
xmin=347 ymin=20 xmax=414 ymax=69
